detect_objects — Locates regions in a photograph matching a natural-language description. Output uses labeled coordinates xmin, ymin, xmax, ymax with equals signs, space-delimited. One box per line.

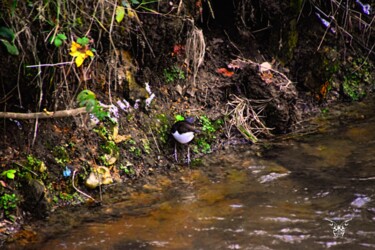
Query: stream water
xmin=5 ymin=102 xmax=375 ymax=249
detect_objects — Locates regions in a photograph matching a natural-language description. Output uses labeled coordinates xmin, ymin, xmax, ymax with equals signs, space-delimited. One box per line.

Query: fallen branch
xmin=0 ymin=107 xmax=87 ymax=120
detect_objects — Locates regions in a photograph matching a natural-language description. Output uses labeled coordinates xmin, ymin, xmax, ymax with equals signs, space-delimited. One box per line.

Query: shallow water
xmin=6 ymin=103 xmax=375 ymax=249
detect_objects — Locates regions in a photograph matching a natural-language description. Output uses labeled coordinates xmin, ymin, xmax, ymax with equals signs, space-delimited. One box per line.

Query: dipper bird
xmin=171 ymin=118 xmax=199 ymax=164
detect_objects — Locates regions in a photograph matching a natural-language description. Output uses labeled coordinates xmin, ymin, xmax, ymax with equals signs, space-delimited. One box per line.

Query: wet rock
xmin=21 ymin=179 xmax=50 ymax=219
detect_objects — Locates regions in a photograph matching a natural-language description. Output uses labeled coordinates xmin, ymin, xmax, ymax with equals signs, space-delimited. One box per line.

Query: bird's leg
xmin=187 ymin=146 xmax=190 ymax=165
xmin=174 ymin=143 xmax=178 ymax=162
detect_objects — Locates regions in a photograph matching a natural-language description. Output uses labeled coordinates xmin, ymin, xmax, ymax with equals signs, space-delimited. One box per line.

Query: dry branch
xmin=225 ymin=95 xmax=272 ymax=143
xmin=0 ymin=107 xmax=87 ymax=120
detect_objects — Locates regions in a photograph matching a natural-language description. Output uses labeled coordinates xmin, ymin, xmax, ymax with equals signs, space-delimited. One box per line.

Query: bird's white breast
xmin=172 ymin=131 xmax=194 ymax=144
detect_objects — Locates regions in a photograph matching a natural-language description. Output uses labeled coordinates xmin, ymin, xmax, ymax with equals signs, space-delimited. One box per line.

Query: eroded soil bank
xmin=0 ymin=0 xmax=374 ymax=244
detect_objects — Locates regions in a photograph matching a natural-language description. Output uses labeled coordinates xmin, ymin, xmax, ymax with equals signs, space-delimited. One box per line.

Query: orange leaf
xmin=260 ymin=72 xmax=273 ymax=84
xmin=172 ymin=44 xmax=184 ymax=56
xmin=216 ymin=68 xmax=234 ymax=77
xmin=320 ymin=81 xmax=329 ymax=97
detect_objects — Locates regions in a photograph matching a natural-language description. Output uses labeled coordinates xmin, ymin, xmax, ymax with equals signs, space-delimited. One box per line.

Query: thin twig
xmin=26 ymin=62 xmax=73 ymax=68
xmin=149 ymin=128 xmax=161 ymax=154
xmin=72 ymin=170 xmax=96 ymax=202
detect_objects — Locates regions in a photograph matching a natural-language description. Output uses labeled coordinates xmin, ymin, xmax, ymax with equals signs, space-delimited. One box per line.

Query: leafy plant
xmin=199 ymin=115 xmax=216 ymax=135
xmin=0 ymin=193 xmax=18 ymax=220
xmin=341 ymin=57 xmax=373 ymax=101
xmin=99 ymin=141 xmax=119 ymax=166
xmin=141 ymin=138 xmax=151 ymax=154
xmin=155 ymin=114 xmax=169 ymax=144
xmin=53 ymin=146 xmax=70 ymax=166
xmin=94 ymin=125 xmax=110 ymax=140
xmin=27 ymin=155 xmax=46 ymax=173
xmin=1 ymin=169 xmax=16 ymax=180
xmin=77 ymin=90 xmax=109 ymax=121
xmin=175 ymin=114 xmax=185 ymax=122
xmin=0 ymin=26 xmax=19 ymax=55
xmin=193 ymin=138 xmax=211 ymax=154
xmin=49 ymin=33 xmax=67 ymax=47
xmin=129 ymin=146 xmax=141 ymax=157
xmin=69 ymin=37 xmax=95 ymax=67
xmin=164 ymin=65 xmax=185 ymax=83
xmin=193 ymin=116 xmax=223 ymax=154
xmin=119 ymin=164 xmax=136 ymax=176
xmin=59 ymin=192 xmax=74 ymax=201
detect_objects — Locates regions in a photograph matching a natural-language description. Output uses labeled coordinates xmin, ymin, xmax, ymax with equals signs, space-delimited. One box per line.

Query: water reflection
xmin=6 ymin=114 xmax=375 ymax=249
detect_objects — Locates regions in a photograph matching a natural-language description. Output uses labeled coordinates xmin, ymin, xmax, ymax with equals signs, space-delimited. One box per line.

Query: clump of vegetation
xmin=53 ymin=146 xmax=70 ymax=166
xmin=26 ymin=155 xmax=47 ymax=174
xmin=341 ymin=57 xmax=373 ymax=101
xmin=0 ymin=193 xmax=18 ymax=221
xmin=1 ymin=169 xmax=17 ymax=180
xmin=164 ymin=65 xmax=186 ymax=83
xmin=99 ymin=141 xmax=119 ymax=166
xmin=0 ymin=26 xmax=19 ymax=55
xmin=193 ymin=115 xmax=223 ymax=154
xmin=126 ymin=139 xmax=142 ymax=158
xmin=77 ymin=90 xmax=109 ymax=121
xmin=155 ymin=114 xmax=170 ymax=144
xmin=119 ymin=163 xmax=136 ymax=177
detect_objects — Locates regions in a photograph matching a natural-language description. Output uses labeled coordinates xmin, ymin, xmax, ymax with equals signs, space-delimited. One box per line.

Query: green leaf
xmin=56 ymin=33 xmax=67 ymax=40
xmin=6 ymin=170 xmax=16 ymax=180
xmin=52 ymin=33 xmax=67 ymax=47
xmin=54 ymin=38 xmax=63 ymax=47
xmin=2 ymin=169 xmax=16 ymax=180
xmin=77 ymin=37 xmax=90 ymax=46
xmin=116 ymin=6 xmax=125 ymax=23
xmin=0 ymin=27 xmax=15 ymax=42
xmin=0 ymin=39 xmax=19 ymax=55
xmin=175 ymin=115 xmax=185 ymax=122
xmin=84 ymin=99 xmax=97 ymax=112
xmin=131 ymin=0 xmax=140 ymax=4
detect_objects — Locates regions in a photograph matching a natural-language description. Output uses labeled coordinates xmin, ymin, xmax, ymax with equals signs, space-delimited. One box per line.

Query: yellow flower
xmin=69 ymin=41 xmax=94 ymax=67
xmin=85 ymin=50 xmax=94 ymax=57
xmin=70 ymin=41 xmax=81 ymax=53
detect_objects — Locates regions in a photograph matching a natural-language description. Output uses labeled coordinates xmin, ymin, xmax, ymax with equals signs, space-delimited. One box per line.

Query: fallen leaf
xmin=172 ymin=44 xmax=184 ymax=56
xmin=176 ymin=84 xmax=183 ymax=96
xmin=0 ymin=180 xmax=7 ymax=188
xmin=216 ymin=68 xmax=234 ymax=77
xmin=320 ymin=81 xmax=329 ymax=98
xmin=260 ymin=72 xmax=273 ymax=84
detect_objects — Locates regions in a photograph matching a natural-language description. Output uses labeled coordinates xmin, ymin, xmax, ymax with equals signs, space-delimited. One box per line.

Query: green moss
xmin=343 ymin=76 xmax=365 ymax=101
xmin=342 ymin=57 xmax=374 ymax=101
